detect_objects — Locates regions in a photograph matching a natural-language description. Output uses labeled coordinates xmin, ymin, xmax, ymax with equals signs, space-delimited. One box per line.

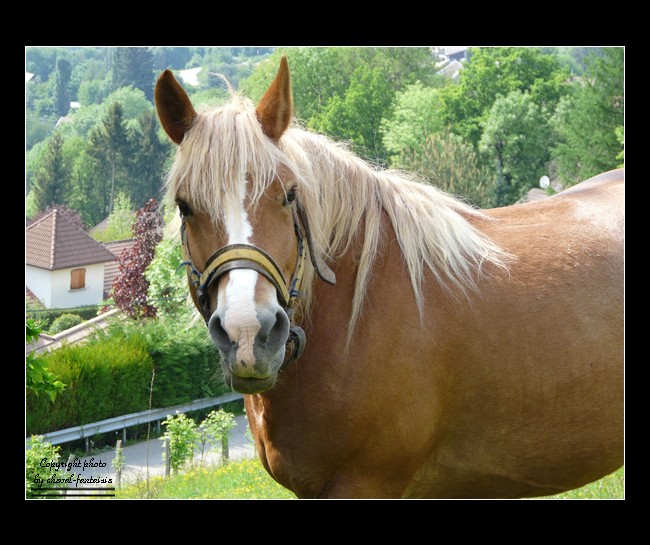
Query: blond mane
xmin=165 ymin=94 xmax=510 ymax=337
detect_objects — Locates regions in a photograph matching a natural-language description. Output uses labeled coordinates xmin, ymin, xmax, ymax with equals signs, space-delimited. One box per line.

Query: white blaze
xmin=219 ymin=183 xmax=260 ymax=365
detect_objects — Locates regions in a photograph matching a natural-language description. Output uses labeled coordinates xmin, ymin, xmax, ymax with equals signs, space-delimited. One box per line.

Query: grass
xmin=538 ymin=466 xmax=624 ymax=499
xmin=116 ymin=458 xmax=296 ymax=499
xmin=116 ymin=459 xmax=623 ymax=499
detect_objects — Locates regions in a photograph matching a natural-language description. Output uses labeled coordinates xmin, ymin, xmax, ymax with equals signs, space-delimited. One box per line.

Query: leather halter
xmin=179 ymin=199 xmax=336 ymax=367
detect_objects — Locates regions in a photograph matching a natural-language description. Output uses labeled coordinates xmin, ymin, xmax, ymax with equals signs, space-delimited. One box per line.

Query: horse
xmin=154 ymin=56 xmax=624 ymax=498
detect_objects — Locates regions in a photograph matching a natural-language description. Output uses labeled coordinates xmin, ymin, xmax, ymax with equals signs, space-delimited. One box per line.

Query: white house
xmin=26 ymin=210 xmax=116 ymax=309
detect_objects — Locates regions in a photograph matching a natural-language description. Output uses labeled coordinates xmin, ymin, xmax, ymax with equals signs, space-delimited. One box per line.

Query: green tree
xmin=26 ymin=140 xmax=47 ymax=196
xmin=440 ymin=47 xmax=568 ymax=147
xmin=381 ymin=81 xmax=446 ymax=159
xmin=90 ymin=191 xmax=135 ymax=242
xmin=53 ymin=58 xmax=72 ymax=116
xmin=240 ymin=47 xmax=440 ymax=126
xmin=59 ymin=86 xmax=152 ymax=141
xmin=240 ymin=47 xmax=351 ymax=121
xmin=101 ymin=102 xmax=131 ymax=213
xmin=545 ymin=47 xmax=603 ymax=76
xmin=479 ymin=90 xmax=552 ymax=206
xmin=310 ymin=64 xmax=395 ymax=160
xmin=68 ymin=131 xmax=111 ymax=226
xmin=399 ymin=130 xmax=498 ymax=209
xmin=111 ymin=47 xmax=155 ymax=100
xmin=26 ymin=47 xmax=69 ymax=81
xmin=26 ymin=111 xmax=53 ymax=151
xmin=77 ymin=78 xmax=110 ymax=106
xmin=550 ymin=47 xmax=624 ymax=184
xmin=31 ymin=131 xmax=71 ymax=212
xmin=128 ymin=109 xmax=171 ymax=207
xmin=615 ymin=126 xmax=624 ymax=168
xmin=161 ymin=412 xmax=200 ymax=473
xmin=151 ymin=46 xmax=193 ymax=70
xmin=197 ymin=409 xmax=236 ymax=465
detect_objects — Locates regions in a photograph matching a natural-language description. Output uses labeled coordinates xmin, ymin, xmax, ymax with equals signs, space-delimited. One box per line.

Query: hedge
xmin=26 ymin=317 xmax=229 ymax=436
xmin=26 ymin=334 xmax=153 ymax=434
xmin=26 ymin=305 xmax=101 ymax=333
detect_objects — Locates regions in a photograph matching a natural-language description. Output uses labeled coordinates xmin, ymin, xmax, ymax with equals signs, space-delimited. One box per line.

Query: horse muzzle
xmin=208 ymin=304 xmax=290 ymax=394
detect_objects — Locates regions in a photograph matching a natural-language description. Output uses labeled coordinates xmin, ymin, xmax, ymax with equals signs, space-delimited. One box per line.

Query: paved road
xmin=59 ymin=414 xmax=255 ymax=494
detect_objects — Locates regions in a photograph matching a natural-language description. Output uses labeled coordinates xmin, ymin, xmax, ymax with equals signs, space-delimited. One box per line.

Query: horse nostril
xmin=208 ymin=314 xmax=232 ymax=352
xmin=267 ymin=309 xmax=290 ymax=349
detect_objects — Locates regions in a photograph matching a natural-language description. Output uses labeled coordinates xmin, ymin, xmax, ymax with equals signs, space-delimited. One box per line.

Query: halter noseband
xmin=179 ymin=199 xmax=335 ymax=367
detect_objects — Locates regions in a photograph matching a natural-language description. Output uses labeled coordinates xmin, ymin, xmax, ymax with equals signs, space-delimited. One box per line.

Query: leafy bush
xmin=161 ymin=412 xmax=199 ymax=474
xmin=48 ymin=313 xmax=83 ymax=334
xmin=162 ymin=409 xmax=237 ymax=473
xmin=26 ymin=435 xmax=63 ymax=498
xmin=198 ymin=409 xmax=236 ymax=464
xmin=145 ymin=230 xmax=189 ymax=317
xmin=26 ymin=319 xmax=65 ymax=403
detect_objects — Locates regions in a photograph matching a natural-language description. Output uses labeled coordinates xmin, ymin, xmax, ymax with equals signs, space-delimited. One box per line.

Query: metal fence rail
xmin=26 ymin=392 xmax=244 ymax=450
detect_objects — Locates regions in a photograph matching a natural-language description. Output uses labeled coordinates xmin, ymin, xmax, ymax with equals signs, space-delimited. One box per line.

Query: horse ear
xmin=256 ymin=56 xmax=293 ymax=141
xmin=155 ymin=69 xmax=197 ymax=145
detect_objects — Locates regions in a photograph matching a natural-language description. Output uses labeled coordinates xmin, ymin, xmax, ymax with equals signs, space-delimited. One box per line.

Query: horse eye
xmin=177 ymin=201 xmax=192 ymax=217
xmin=283 ymin=188 xmax=297 ymax=206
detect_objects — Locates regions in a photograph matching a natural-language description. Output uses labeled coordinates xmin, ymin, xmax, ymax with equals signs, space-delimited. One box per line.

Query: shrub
xmin=162 ymin=412 xmax=200 ymax=473
xmin=26 ymin=305 xmax=100 ymax=332
xmin=48 ymin=313 xmax=83 ymax=334
xmin=26 ymin=319 xmax=65 ymax=403
xmin=26 ymin=435 xmax=63 ymax=498
xmin=102 ymin=316 xmax=227 ymax=408
xmin=26 ymin=334 xmax=153 ymax=434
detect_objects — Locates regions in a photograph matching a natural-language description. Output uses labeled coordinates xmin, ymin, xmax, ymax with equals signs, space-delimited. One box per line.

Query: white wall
xmin=26 ymin=265 xmax=52 ymax=307
xmin=26 ymin=263 xmax=106 ymax=309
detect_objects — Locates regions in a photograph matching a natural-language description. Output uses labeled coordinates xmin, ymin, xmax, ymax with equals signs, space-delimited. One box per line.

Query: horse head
xmin=155 ymin=57 xmax=309 ymax=394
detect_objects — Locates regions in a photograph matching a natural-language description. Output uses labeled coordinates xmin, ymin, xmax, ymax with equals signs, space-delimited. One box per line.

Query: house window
xmin=70 ymin=268 xmax=86 ymax=290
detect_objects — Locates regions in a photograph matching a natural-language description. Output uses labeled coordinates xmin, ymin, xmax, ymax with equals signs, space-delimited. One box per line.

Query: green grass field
xmin=541 ymin=466 xmax=624 ymax=499
xmin=116 ymin=459 xmax=623 ymax=500
xmin=116 ymin=458 xmax=296 ymax=499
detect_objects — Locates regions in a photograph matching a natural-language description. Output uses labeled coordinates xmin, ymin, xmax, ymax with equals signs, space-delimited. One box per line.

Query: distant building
xmin=442 ymin=46 xmax=468 ymax=62
xmin=26 ymin=210 xmax=116 ymax=308
xmin=178 ymin=67 xmax=203 ymax=86
xmin=437 ymin=60 xmax=464 ymax=81
xmin=434 ymin=47 xmax=469 ymax=82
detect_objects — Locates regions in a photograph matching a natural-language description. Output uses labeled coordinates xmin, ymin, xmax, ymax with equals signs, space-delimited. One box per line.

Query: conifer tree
xmin=129 ymin=110 xmax=171 ymax=207
xmin=53 ymin=58 xmax=72 ymax=116
xmin=32 ymin=132 xmax=70 ymax=212
xmin=111 ymin=47 xmax=155 ymax=100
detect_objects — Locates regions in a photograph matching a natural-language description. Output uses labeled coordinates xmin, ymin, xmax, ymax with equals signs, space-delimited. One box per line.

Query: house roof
xmin=26 ymin=209 xmax=116 ymax=271
xmin=437 ymin=60 xmax=464 ymax=81
xmin=88 ymin=217 xmax=110 ymax=234
xmin=102 ymin=238 xmax=136 ymax=296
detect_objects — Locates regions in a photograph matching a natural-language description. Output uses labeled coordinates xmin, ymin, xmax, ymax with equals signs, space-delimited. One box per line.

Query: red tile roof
xmin=26 ymin=209 xmax=116 ymax=270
